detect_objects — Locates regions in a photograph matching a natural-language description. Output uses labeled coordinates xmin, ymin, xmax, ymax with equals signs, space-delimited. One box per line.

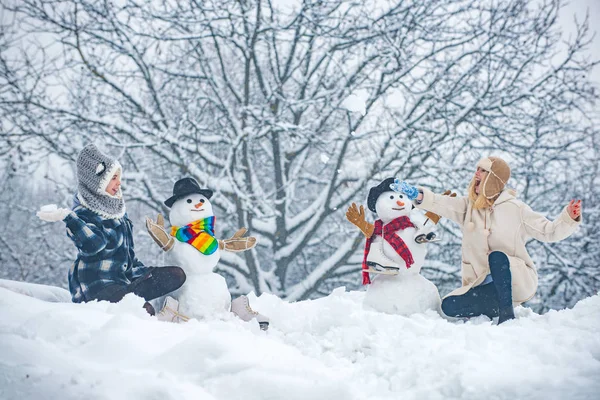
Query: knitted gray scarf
xmin=76 ymin=144 xmax=126 ymax=219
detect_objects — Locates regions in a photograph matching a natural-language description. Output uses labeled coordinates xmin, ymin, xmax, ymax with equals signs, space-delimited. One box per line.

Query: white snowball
xmin=39 ymin=204 xmax=58 ymax=212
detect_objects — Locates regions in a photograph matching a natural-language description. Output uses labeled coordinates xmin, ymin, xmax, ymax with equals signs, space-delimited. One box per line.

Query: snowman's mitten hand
xmin=220 ymin=228 xmax=257 ymax=252
xmin=424 ymin=210 xmax=442 ymax=225
xmin=424 ymin=190 xmax=456 ymax=224
xmin=231 ymin=227 xmax=247 ymax=239
xmin=346 ymin=203 xmax=374 ymax=238
xmin=36 ymin=205 xmax=72 ymax=222
xmin=146 ymin=215 xmax=174 ymax=252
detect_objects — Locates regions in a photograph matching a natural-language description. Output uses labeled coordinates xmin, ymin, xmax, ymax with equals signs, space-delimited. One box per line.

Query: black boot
xmin=143 ymin=302 xmax=156 ymax=316
xmin=441 ymin=282 xmax=499 ymax=319
xmin=488 ymin=251 xmax=515 ymax=324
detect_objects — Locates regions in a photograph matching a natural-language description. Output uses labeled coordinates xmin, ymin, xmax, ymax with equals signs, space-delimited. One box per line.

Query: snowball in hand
xmin=39 ymin=204 xmax=58 ymax=212
xmin=36 ymin=204 xmax=70 ymax=222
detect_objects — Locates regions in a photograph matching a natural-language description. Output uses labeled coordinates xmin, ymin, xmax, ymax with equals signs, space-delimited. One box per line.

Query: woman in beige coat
xmin=404 ymin=156 xmax=582 ymax=323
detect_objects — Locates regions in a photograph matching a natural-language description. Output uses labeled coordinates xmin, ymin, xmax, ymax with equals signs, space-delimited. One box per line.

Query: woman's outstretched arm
xmin=414 ymin=187 xmax=469 ymax=227
xmin=521 ymin=199 xmax=582 ymax=243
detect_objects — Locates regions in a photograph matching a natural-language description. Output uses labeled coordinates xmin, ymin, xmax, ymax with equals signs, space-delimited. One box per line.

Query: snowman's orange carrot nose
xmin=194 ymin=202 xmax=203 ymax=209
xmin=396 ymin=200 xmax=405 ymax=207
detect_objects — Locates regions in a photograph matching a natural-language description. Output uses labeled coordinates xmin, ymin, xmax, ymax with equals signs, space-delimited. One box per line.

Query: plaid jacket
xmin=65 ymin=204 xmax=149 ymax=303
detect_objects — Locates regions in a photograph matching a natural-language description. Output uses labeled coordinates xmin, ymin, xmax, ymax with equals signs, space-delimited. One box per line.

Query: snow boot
xmin=231 ymin=295 xmax=270 ymax=330
xmin=441 ymin=282 xmax=499 ymax=319
xmin=144 ymin=302 xmax=156 ymax=316
xmin=157 ymin=296 xmax=189 ymax=323
xmin=488 ymin=251 xmax=515 ymax=324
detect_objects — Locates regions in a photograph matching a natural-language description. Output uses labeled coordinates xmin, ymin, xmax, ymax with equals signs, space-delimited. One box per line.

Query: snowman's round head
xmin=169 ymin=194 xmax=214 ymax=226
xmin=375 ymin=191 xmax=411 ymax=223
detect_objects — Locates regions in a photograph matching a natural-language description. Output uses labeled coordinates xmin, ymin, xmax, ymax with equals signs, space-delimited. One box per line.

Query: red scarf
xmin=362 ymin=216 xmax=415 ymax=285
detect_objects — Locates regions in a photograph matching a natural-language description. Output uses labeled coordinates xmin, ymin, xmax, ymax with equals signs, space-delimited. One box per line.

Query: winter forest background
xmin=0 ymin=0 xmax=598 ymax=313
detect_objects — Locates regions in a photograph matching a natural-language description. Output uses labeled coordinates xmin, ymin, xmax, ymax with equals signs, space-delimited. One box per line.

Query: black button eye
xmin=399 ymin=195 xmax=404 ymax=199
xmin=389 ymin=195 xmax=394 ymax=199
xmin=186 ymin=199 xmax=192 ymax=204
xmin=200 ymin=199 xmax=205 ymax=203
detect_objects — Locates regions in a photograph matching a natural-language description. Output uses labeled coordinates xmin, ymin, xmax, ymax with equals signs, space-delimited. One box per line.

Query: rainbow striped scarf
xmin=170 ymin=216 xmax=219 ymax=255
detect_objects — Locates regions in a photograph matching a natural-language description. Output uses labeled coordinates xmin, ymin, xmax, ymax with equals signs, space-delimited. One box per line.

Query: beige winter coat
xmin=416 ymin=188 xmax=582 ymax=304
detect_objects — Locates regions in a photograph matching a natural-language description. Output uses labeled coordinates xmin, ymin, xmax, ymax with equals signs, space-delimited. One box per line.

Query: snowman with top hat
xmin=146 ymin=177 xmax=269 ymax=329
xmin=346 ymin=178 xmax=447 ymax=315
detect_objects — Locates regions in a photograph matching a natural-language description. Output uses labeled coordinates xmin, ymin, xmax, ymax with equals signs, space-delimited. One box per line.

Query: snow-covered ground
xmin=1 ymin=280 xmax=599 ymax=400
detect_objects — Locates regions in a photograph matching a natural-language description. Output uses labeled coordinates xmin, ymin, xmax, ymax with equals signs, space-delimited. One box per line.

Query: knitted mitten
xmin=399 ymin=181 xmax=419 ymax=200
xmin=488 ymin=251 xmax=515 ymax=324
xmin=346 ymin=203 xmax=374 ymax=238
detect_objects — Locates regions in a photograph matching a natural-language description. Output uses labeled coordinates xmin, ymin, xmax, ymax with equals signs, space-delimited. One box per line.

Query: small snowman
xmin=346 ymin=178 xmax=442 ymax=316
xmin=146 ymin=177 xmax=269 ymax=329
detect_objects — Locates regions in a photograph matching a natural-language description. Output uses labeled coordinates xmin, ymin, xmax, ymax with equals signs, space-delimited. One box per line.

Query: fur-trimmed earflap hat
xmin=476 ymin=156 xmax=511 ymax=199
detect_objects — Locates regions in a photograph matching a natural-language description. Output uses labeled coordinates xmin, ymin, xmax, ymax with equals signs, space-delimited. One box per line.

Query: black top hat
xmin=367 ymin=177 xmax=397 ymax=212
xmin=164 ymin=177 xmax=213 ymax=208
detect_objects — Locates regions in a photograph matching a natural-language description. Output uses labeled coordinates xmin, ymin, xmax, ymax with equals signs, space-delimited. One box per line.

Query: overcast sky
xmin=560 ymin=0 xmax=600 ymax=85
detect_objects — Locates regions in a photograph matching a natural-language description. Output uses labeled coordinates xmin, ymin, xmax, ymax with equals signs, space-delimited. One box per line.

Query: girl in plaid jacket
xmin=37 ymin=144 xmax=186 ymax=314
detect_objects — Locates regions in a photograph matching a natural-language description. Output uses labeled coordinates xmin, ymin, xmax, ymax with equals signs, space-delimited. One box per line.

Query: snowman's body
xmin=161 ymin=194 xmax=231 ymax=319
xmin=366 ymin=225 xmax=427 ymax=274
xmin=363 ymin=190 xmax=441 ymax=316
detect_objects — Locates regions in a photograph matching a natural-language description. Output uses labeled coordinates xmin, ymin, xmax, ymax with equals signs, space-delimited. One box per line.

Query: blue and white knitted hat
xmin=76 ymin=144 xmax=125 ymax=219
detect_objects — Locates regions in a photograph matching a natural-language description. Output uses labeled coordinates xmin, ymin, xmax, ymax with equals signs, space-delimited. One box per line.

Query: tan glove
xmin=346 ymin=203 xmax=374 ymax=238
xmin=424 ymin=190 xmax=457 ymax=224
xmin=218 ymin=228 xmax=257 ymax=252
xmin=145 ymin=214 xmax=175 ymax=252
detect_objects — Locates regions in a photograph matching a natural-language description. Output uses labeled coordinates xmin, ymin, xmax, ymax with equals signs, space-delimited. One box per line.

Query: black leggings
xmin=441 ymin=251 xmax=513 ymax=319
xmin=91 ymin=266 xmax=186 ymax=303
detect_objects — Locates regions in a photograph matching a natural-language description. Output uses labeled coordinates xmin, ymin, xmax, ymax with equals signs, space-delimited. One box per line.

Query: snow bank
xmin=1 ymin=281 xmax=599 ymax=400
xmin=0 ymin=279 xmax=71 ymax=303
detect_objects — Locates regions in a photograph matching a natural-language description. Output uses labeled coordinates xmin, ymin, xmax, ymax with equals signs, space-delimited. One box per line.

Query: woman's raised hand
xmin=567 ymin=199 xmax=582 ymax=221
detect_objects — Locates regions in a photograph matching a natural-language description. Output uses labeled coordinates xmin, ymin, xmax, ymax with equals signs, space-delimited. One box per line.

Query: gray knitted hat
xmin=76 ymin=144 xmax=125 ymax=219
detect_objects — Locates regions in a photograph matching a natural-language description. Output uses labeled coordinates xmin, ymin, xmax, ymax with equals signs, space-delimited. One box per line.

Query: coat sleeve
xmin=126 ymin=216 xmax=145 ymax=268
xmin=521 ymin=204 xmax=581 ymax=243
xmin=414 ymin=187 xmax=469 ymax=227
xmin=64 ymin=212 xmax=115 ymax=256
